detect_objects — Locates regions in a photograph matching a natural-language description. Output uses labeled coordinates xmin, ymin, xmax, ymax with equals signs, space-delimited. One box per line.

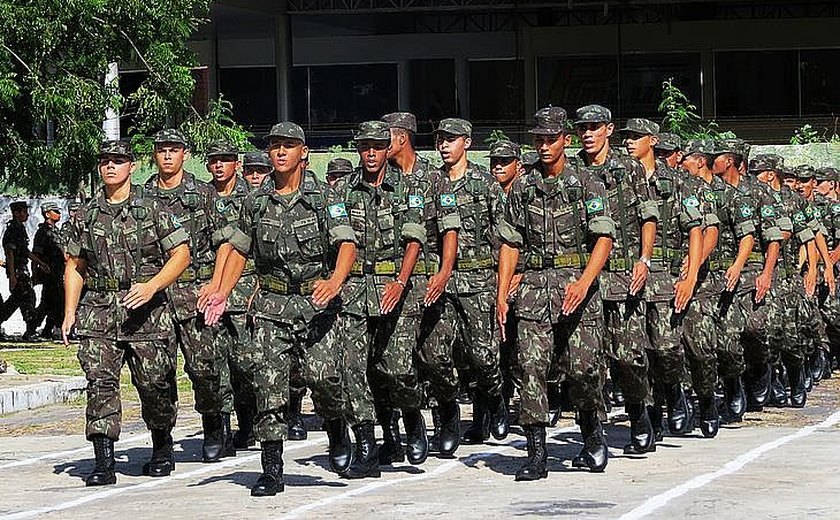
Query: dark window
xmin=714 ymin=50 xmax=798 ymax=117
xmin=469 ymin=59 xmax=524 ymax=123
xmin=409 ymin=59 xmax=456 ymax=133
xmin=290 ymin=66 xmax=309 ymax=126
xmin=800 ymin=49 xmax=840 ymax=116
xmin=218 ymin=67 xmax=278 ymax=128
xmin=305 ymin=64 xmax=398 ymax=127
xmin=537 ymin=56 xmax=618 ymax=114
xmin=619 ymin=53 xmax=701 ymax=118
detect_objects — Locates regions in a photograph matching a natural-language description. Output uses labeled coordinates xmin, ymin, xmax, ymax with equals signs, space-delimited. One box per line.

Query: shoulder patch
xmin=805 ymin=205 xmax=815 ymax=217
xmin=440 ymin=193 xmax=457 ymax=207
xmin=215 ymin=198 xmax=227 ymax=213
xmin=794 ymin=211 xmax=806 ymax=224
xmin=171 ymin=215 xmax=182 ymax=229
xmin=704 ymin=191 xmax=717 ymax=202
xmin=682 ymin=195 xmax=700 ymax=209
xmin=328 ymin=203 xmax=348 ymax=219
xmin=760 ymin=205 xmax=776 ymax=218
xmin=408 ymin=194 xmax=425 ymax=209
xmin=739 ymin=205 xmax=754 ymax=218
xmin=585 ymin=196 xmax=604 ymax=214
xmin=832 ymin=204 xmax=840 ymax=215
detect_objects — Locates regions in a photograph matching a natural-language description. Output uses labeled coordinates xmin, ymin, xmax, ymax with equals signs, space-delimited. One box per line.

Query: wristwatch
xmin=394 ymin=278 xmax=407 ymax=288
xmin=639 ymin=256 xmax=651 ymax=269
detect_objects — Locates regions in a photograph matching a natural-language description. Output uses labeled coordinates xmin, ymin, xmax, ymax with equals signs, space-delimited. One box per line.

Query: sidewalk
xmin=0 ymin=374 xmax=86 ymax=415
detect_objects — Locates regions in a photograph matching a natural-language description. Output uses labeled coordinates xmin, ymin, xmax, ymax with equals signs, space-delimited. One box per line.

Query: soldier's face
xmin=436 ymin=134 xmax=470 ymax=166
xmin=387 ymin=129 xmax=406 ymax=159
xmin=656 ymin=149 xmax=681 ymax=169
xmin=44 ymin=210 xmax=60 ymax=223
xmin=154 ymin=144 xmax=187 ymax=175
xmin=491 ymin=157 xmax=520 ymax=188
xmin=99 ymin=154 xmax=136 ymax=186
xmin=623 ymin=133 xmax=655 ymax=159
xmin=207 ymin=155 xmax=239 ymax=184
xmin=783 ymin=176 xmax=798 ymax=191
xmin=816 ymin=180 xmax=833 ymax=197
xmin=680 ymin=153 xmax=704 ymax=177
xmin=268 ymin=138 xmax=307 ymax=175
xmin=757 ymin=170 xmax=775 ymax=185
xmin=243 ymin=166 xmax=270 ymax=188
xmin=798 ymin=178 xmax=815 ymax=198
xmin=356 ymin=140 xmax=390 ymax=174
xmin=533 ymin=133 xmax=571 ymax=167
xmin=712 ymin=154 xmax=733 ymax=176
xmin=575 ymin=122 xmax=613 ymax=155
xmin=13 ymin=208 xmax=28 ymax=222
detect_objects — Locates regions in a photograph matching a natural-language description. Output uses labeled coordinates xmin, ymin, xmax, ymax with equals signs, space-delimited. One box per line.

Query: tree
xmin=0 ymin=0 xmax=250 ymax=195
xmin=658 ymin=78 xmax=735 ymax=141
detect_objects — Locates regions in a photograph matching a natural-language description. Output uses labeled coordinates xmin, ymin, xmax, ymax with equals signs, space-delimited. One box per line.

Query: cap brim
xmin=528 ymin=128 xmax=564 ymax=135
xmin=573 ymin=119 xmax=609 ymax=126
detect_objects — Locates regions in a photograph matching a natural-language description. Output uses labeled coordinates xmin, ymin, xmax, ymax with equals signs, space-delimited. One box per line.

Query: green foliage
xmin=327 ymin=144 xmax=345 ymax=154
xmin=484 ymin=129 xmax=511 ymax=145
xmin=0 ymin=0 xmax=250 ymax=195
xmin=789 ymin=123 xmax=840 ymax=145
xmin=658 ymin=78 xmax=733 ymax=140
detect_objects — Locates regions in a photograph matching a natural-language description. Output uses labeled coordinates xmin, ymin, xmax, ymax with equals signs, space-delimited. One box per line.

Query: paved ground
xmin=1 ymin=378 xmax=839 ymax=520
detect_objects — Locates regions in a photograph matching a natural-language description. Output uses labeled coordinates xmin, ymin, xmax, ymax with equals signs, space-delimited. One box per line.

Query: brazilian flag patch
xmin=328 ymin=203 xmax=348 ymax=218
xmin=832 ymin=204 xmax=840 ymax=215
xmin=585 ymin=197 xmax=604 ymax=214
xmin=760 ymin=205 xmax=776 ymax=218
xmin=440 ymin=193 xmax=457 ymax=207
xmin=408 ymin=195 xmax=425 ymax=209
xmin=805 ymin=206 xmax=815 ymax=217
xmin=682 ymin=195 xmax=700 ymax=209
xmin=704 ymin=191 xmax=717 ymax=202
xmin=171 ymin=215 xmax=182 ymax=229
xmin=739 ymin=205 xmax=754 ymax=218
xmin=794 ymin=211 xmax=806 ymax=223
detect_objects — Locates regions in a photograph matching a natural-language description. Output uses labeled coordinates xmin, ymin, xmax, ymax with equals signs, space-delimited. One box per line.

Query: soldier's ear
xmin=650 ymin=135 xmax=660 ymax=147
xmin=563 ymin=134 xmax=572 ymax=147
xmin=129 ymin=161 xmax=138 ymax=175
xmin=605 ymin=122 xmax=615 ymax=137
xmin=464 ymin=137 xmax=472 ymax=150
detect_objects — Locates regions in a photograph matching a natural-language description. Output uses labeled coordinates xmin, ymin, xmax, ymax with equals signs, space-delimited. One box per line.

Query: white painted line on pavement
xmin=0 ymin=435 xmax=326 ymax=520
xmin=618 ymin=409 xmax=840 ymax=520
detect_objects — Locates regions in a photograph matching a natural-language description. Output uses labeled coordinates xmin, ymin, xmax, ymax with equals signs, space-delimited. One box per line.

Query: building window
xmin=620 ymin=53 xmax=701 ymax=118
xmin=714 ymin=50 xmax=798 ymax=117
xmin=537 ymin=56 xmax=618 ymax=115
xmin=409 ymin=59 xmax=456 ymax=133
xmin=218 ymin=67 xmax=277 ymax=128
xmin=800 ymin=49 xmax=840 ymax=116
xmin=469 ymin=59 xmax=524 ymax=123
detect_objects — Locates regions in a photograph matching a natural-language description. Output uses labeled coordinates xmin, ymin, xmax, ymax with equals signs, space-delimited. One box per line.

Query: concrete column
xmin=701 ymin=49 xmax=715 ymax=119
xmin=275 ymin=11 xmax=291 ymax=121
xmin=398 ymin=60 xmax=410 ymax=111
xmin=102 ymin=62 xmax=120 ymax=140
xmin=455 ymin=58 xmax=470 ymax=118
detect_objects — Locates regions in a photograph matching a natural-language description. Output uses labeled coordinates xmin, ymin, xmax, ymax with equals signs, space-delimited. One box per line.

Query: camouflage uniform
xmin=67 ymin=182 xmax=189 ymax=440
xmin=32 ymin=204 xmax=66 ymax=335
xmin=811 ymin=177 xmax=840 ymax=358
xmin=0 ymin=206 xmax=38 ymax=334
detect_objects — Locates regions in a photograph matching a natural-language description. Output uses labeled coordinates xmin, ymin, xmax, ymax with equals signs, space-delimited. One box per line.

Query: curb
xmin=0 ymin=377 xmax=87 ymax=415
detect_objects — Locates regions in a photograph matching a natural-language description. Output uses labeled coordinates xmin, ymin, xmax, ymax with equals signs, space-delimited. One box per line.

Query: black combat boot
xmin=202 ymin=414 xmax=225 ymax=462
xmin=461 ymin=393 xmax=490 ymax=444
xmin=488 ymin=394 xmax=509 ymax=440
xmin=571 ymin=410 xmax=608 ymax=472
xmin=233 ymin=406 xmax=255 ymax=450
xmin=85 ymin=435 xmax=117 ymax=486
xmin=769 ymin=364 xmax=789 ymax=407
xmin=343 ymin=422 xmax=381 ymax=479
xmin=746 ymin=363 xmax=772 ymax=412
xmin=287 ymin=392 xmax=307 ymax=441
xmin=514 ymin=425 xmax=548 ymax=481
xmin=547 ymin=384 xmax=563 ymax=427
xmin=428 ymin=406 xmax=441 ymax=452
xmin=612 ymin=382 xmax=626 ymax=408
xmin=698 ymin=397 xmax=719 ymax=438
xmin=437 ymin=400 xmax=461 ymax=458
xmin=804 ymin=361 xmax=813 ymax=392
xmin=402 ymin=408 xmax=429 ymax=465
xmin=810 ymin=350 xmax=826 ymax=385
xmin=666 ymin=384 xmax=691 ymax=435
xmin=143 ymin=429 xmax=175 ymax=477
xmin=251 ymin=441 xmax=284 ymax=496
xmin=623 ymin=403 xmax=656 ymax=455
xmin=721 ymin=377 xmax=746 ymax=424
xmin=789 ymin=360 xmax=807 ymax=408
xmin=376 ymin=407 xmax=405 ymax=464
xmin=220 ymin=412 xmax=236 ymax=458
xmin=648 ymin=404 xmax=666 ymax=441
xmin=324 ymin=418 xmax=352 ymax=474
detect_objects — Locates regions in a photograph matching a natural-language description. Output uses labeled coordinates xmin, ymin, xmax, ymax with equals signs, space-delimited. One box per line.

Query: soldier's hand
xmin=674 ymin=275 xmax=697 ymax=313
xmin=826 ymin=266 xmax=836 ymax=297
xmin=9 ymin=275 xmax=17 ymax=292
xmin=312 ymin=279 xmax=342 ymax=308
xmin=804 ymin=270 xmax=817 ymax=297
xmin=203 ymin=293 xmax=227 ymax=326
xmin=197 ymin=282 xmax=218 ymax=312
xmin=61 ymin=315 xmax=76 ymax=347
xmin=562 ymin=279 xmax=589 ymax=316
xmin=380 ymin=281 xmax=405 ymax=315
xmin=831 ymin=249 xmax=840 ymax=265
xmin=425 ymin=271 xmax=450 ymax=306
xmin=724 ymin=265 xmax=741 ymax=292
xmin=680 ymin=257 xmax=689 ymax=280
xmin=754 ymin=272 xmax=772 ymax=303
xmin=122 ymin=282 xmax=157 ymax=310
xmin=630 ymin=261 xmax=649 ymax=296
xmin=496 ymin=298 xmax=509 ymax=342
xmin=508 ymin=273 xmax=523 ymax=300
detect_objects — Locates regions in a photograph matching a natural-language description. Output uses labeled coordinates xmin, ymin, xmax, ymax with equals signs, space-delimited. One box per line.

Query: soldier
xmin=326 ymin=158 xmax=354 ymax=187
xmin=144 ymin=129 xmax=229 ymax=462
xmin=575 ymin=106 xmax=659 ymax=454
xmin=60 ymin=201 xmax=82 ymax=256
xmin=202 ymin=140 xmax=259 ymax=451
xmin=427 ymin=117 xmax=508 ymax=451
xmin=242 ymin=152 xmax=272 ymax=189
xmin=497 ymin=106 xmax=615 ymax=480
xmin=32 ymin=202 xmax=66 ymax=339
xmin=204 ymin=122 xmax=357 ymax=496
xmin=620 ymin=119 xmax=704 ymax=439
xmin=712 ymin=139 xmax=783 ymax=419
xmin=0 ymin=201 xmax=43 ymax=340
xmin=62 ymin=140 xmax=190 ymax=486
xmin=654 ymin=133 xmax=683 ymax=169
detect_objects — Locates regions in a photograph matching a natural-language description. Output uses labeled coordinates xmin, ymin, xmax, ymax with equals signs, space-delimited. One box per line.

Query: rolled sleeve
xmin=229 ymin=227 xmax=252 ymax=255
xmin=401 ymin=222 xmax=427 ymax=245
xmin=776 ymin=216 xmax=793 ymax=233
xmin=638 ymin=199 xmax=660 ymax=222
xmin=498 ymin=220 xmax=524 ymax=248
xmin=734 ymin=220 xmax=756 ymax=239
xmin=329 ymin=224 xmax=357 ymax=245
xmin=703 ymin=213 xmax=721 ymax=229
xmin=761 ymin=225 xmax=783 ymax=243
xmin=589 ymin=215 xmax=617 ymax=239
xmin=160 ymin=227 xmax=189 ymax=253
xmin=438 ymin=213 xmax=461 ymax=233
xmin=796 ymin=227 xmax=815 ymax=245
xmin=211 ymin=225 xmax=234 ymax=248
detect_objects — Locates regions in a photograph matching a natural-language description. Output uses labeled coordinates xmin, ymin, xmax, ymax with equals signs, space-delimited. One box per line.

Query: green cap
xmin=714 ymin=138 xmax=744 ymax=157
xmin=326 ymin=158 xmax=354 ymax=178
xmin=488 ymin=140 xmax=521 ymax=159
xmin=354 ymin=120 xmax=392 ymax=142
xmin=794 ymin=164 xmax=816 ymax=180
xmin=98 ymin=140 xmax=135 ymax=161
xmin=243 ymin=151 xmax=271 ymax=168
xmin=433 ymin=118 xmax=472 ymax=137
xmin=748 ymin=153 xmax=783 ymax=173
xmin=266 ymin=122 xmax=306 ymax=143
xmin=618 ymin=118 xmax=659 ymax=135
xmin=521 ymin=151 xmax=540 ymax=167
xmin=153 ymin=128 xmax=188 ymax=147
xmin=381 ymin=112 xmax=417 ymax=133
xmin=574 ymin=104 xmax=612 ymax=125
xmin=815 ymin=167 xmax=838 ymax=182
xmin=40 ymin=201 xmax=60 ymax=214
xmin=529 ymin=107 xmax=568 ymax=135
xmin=683 ymin=139 xmax=716 ymax=156
xmin=68 ymin=200 xmax=82 ymax=212
xmin=655 ymin=132 xmax=681 ymax=151
xmin=205 ymin=140 xmax=238 ymax=158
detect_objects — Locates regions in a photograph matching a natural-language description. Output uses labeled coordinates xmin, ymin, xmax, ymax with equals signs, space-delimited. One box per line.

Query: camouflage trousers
xmin=249 ymin=310 xmax=346 ymax=442
xmin=817 ymin=282 xmax=840 ymax=353
xmin=766 ymin=277 xmax=813 ymax=362
xmin=78 ymin=337 xmax=178 ymax=440
xmin=604 ymin=297 xmax=651 ymax=404
xmin=34 ymin=276 xmax=64 ymax=333
xmin=0 ymin=273 xmax=37 ymax=330
xmin=516 ymin=275 xmax=605 ymax=426
xmin=500 ymin=303 xmax=520 ymax=400
xmin=737 ymin=275 xmax=773 ymax=376
xmin=418 ymin=298 xmax=460 ymax=404
xmin=713 ymin=276 xmax=746 ymax=379
xmin=646 ymin=299 xmax=687 ymax=390
xmin=173 ymin=314 xmax=223 ymax=415
xmin=681 ymin=287 xmax=719 ymax=399
xmin=216 ymin=312 xmax=257 ymax=429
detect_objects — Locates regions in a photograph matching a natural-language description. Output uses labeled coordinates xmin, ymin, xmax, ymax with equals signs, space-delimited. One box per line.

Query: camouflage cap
xmin=205 ymin=140 xmax=238 ymax=158
xmin=152 ymin=128 xmax=188 ymax=147
xmin=740 ymin=141 xmax=751 ymax=162
xmin=381 ymin=112 xmax=417 ymax=133
xmin=574 ymin=104 xmax=612 ymax=125
xmin=9 ymin=201 xmax=27 ymax=212
xmin=354 ymin=120 xmax=392 ymax=142
xmin=683 ymin=139 xmax=716 ymax=156
xmin=713 ymin=138 xmax=745 ymax=157
xmin=521 ymin=151 xmax=540 ymax=167
xmin=98 ymin=140 xmax=135 ymax=161
xmin=488 ymin=139 xmax=521 ymax=159
xmin=433 ymin=118 xmax=472 ymax=137
xmin=529 ymin=106 xmax=568 ymax=135
xmin=618 ymin=118 xmax=660 ymax=136
xmin=243 ymin=151 xmax=272 ymax=168
xmin=40 ymin=201 xmax=60 ymax=214
xmin=326 ymin=158 xmax=354 ymax=177
xmin=748 ymin=153 xmax=783 ymax=173
xmin=780 ymin=166 xmax=797 ymax=178
xmin=266 ymin=122 xmax=306 ymax=143
xmin=68 ymin=200 xmax=82 ymax=212
xmin=794 ymin=164 xmax=816 ymax=180
xmin=655 ymin=132 xmax=681 ymax=151
xmin=815 ymin=167 xmax=838 ymax=182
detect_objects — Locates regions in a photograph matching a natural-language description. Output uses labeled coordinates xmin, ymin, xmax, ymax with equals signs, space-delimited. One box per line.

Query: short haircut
xmin=395 ymin=127 xmax=416 ymax=148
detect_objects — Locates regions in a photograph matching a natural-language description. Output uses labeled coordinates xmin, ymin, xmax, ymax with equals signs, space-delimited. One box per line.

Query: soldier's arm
xmin=426 ymin=177 xmax=460 ymax=306
xmin=385 ymin=179 xmax=427 ymax=312
xmin=5 ymin=248 xmax=16 ymax=287
xmin=61 ymin=254 xmax=87 ymax=345
xmin=313 ymin=186 xmax=358 ymax=307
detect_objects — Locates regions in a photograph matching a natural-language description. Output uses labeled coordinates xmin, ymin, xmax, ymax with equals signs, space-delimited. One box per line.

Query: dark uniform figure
xmin=32 ymin=201 xmax=66 ymax=338
xmin=810 ymin=167 xmax=840 ymax=381
xmin=0 ymin=201 xmax=39 ymax=339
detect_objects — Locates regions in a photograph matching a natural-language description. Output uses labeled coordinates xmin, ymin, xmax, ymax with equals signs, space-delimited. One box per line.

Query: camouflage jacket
xmin=579 ymin=149 xmax=659 ymax=300
xmin=2 ymin=219 xmax=30 ymax=275
xmin=812 ymin=192 xmax=840 ymax=250
xmin=334 ymin=165 xmax=426 ymax=317
xmin=775 ymin=186 xmax=816 ymax=279
xmin=228 ymin=170 xmax=356 ymax=324
xmin=702 ymin=175 xmax=757 ymax=267
xmin=66 ymin=185 xmax=189 ymax=340
xmin=212 ymin=176 xmax=257 ymax=313
xmin=145 ymin=171 xmax=224 ymax=320
xmin=733 ymin=176 xmax=784 ymax=279
xmin=32 ymin=222 xmax=65 ymax=282
xmin=438 ymin=161 xmax=505 ymax=294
